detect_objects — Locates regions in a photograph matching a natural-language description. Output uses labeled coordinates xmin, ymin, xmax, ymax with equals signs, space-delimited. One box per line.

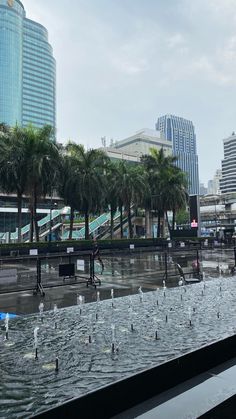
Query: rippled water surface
xmin=1 ymin=276 xmax=236 ymax=418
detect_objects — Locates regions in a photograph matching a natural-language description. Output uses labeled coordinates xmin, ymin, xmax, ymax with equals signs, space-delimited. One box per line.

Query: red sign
xmin=191 ymin=219 xmax=198 ymax=228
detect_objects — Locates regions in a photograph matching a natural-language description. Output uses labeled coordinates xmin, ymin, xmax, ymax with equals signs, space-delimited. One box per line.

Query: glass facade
xmin=156 ymin=114 xmax=200 ymax=195
xmin=0 ymin=0 xmax=56 ymax=130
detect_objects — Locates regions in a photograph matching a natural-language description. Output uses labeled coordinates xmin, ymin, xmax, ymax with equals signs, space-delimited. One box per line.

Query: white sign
xmin=67 ymin=247 xmax=74 ymax=254
xmin=29 ymin=249 xmax=38 ymax=256
xmin=168 ymin=242 xmax=172 ymax=248
xmin=180 ymin=242 xmax=185 ymax=248
xmin=77 ymin=259 xmax=85 ymax=271
xmin=130 ymin=259 xmax=135 ymax=264
xmin=130 ymin=244 xmax=135 ymax=250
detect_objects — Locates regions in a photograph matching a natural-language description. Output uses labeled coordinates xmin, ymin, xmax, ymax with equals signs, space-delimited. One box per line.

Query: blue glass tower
xmin=156 ymin=114 xmax=200 ymax=195
xmin=0 ymin=0 xmax=56 ymax=130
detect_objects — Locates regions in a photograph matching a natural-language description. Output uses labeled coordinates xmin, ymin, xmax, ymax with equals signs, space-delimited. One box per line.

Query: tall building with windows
xmin=156 ymin=114 xmax=199 ymax=195
xmin=0 ymin=0 xmax=56 ymax=129
xmin=220 ymin=133 xmax=236 ymax=194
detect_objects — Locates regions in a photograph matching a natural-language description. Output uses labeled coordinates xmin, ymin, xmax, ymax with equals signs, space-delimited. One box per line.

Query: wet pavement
xmin=0 ymin=248 xmax=235 ymax=316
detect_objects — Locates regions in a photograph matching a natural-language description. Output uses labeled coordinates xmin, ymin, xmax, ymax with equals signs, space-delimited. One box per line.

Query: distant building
xmin=220 ymin=133 xmax=236 ymax=193
xmin=200 ymin=183 xmax=208 ymax=196
xmin=208 ymin=170 xmax=222 ymax=195
xmin=0 ymin=0 xmax=56 ymax=130
xmin=102 ymin=147 xmax=140 ymax=164
xmin=110 ymin=129 xmax=172 ymax=158
xmin=156 ymin=114 xmax=200 ymax=195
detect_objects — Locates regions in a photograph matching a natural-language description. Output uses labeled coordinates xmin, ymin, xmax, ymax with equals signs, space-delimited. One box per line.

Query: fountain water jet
xmin=77 ymin=295 xmax=84 ymax=315
xmin=4 ymin=313 xmax=9 ymax=340
xmin=138 ymin=287 xmax=143 ymax=303
xmin=111 ymin=289 xmax=114 ymax=307
xmin=39 ymin=302 xmax=44 ymax=322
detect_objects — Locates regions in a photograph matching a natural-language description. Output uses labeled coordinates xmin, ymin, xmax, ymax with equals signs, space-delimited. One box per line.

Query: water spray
xmin=5 ymin=313 xmax=9 ymax=341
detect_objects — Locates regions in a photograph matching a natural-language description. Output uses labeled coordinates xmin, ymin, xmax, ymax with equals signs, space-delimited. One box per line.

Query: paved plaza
xmin=0 ymin=247 xmax=235 ymax=316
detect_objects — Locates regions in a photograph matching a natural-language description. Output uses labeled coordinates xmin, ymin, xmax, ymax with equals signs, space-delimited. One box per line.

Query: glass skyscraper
xmin=0 ymin=0 xmax=56 ymax=129
xmin=156 ymin=114 xmax=200 ymax=195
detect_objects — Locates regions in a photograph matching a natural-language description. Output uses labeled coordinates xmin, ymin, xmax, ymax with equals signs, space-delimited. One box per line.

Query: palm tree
xmin=141 ymin=147 xmax=185 ymax=238
xmin=115 ymin=161 xmax=147 ymax=238
xmin=58 ymin=153 xmax=81 ymax=240
xmin=163 ymin=167 xmax=188 ymax=233
xmin=23 ymin=125 xmax=60 ymax=242
xmin=0 ymin=125 xmax=28 ymax=242
xmin=66 ymin=143 xmax=108 ymax=240
xmin=105 ymin=161 xmax=120 ymax=239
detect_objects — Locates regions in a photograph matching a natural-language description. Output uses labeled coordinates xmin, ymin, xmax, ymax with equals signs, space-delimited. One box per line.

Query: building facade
xmin=207 ymin=169 xmax=222 ymax=195
xmin=0 ymin=0 xmax=56 ymax=129
xmin=111 ymin=129 xmax=172 ymax=158
xmin=220 ymin=133 xmax=236 ymax=194
xmin=156 ymin=114 xmax=200 ymax=195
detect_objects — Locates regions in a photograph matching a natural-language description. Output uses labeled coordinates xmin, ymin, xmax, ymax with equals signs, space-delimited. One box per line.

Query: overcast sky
xmin=23 ymin=0 xmax=236 ymax=185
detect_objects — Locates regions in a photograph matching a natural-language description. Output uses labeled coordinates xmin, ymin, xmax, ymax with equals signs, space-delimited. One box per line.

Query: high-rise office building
xmin=0 ymin=0 xmax=56 ymax=129
xmin=208 ymin=169 xmax=222 ymax=195
xmin=156 ymin=114 xmax=200 ymax=195
xmin=220 ymin=133 xmax=236 ymax=194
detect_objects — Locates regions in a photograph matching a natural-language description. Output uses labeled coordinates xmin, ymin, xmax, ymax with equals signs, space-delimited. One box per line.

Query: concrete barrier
xmin=32 ymin=334 xmax=236 ymax=419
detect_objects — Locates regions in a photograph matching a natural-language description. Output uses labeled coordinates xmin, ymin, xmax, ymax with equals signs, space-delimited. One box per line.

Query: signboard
xmin=191 ymin=219 xmax=198 ymax=228
xmin=29 ymin=249 xmax=38 ymax=256
xmin=67 ymin=247 xmax=74 ymax=254
xmin=77 ymin=260 xmax=85 ymax=271
xmin=59 ymin=263 xmax=75 ymax=277
xmin=130 ymin=244 xmax=135 ymax=250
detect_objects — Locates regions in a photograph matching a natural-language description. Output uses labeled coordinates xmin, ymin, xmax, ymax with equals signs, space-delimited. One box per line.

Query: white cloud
xmin=19 ymin=0 xmax=236 ymax=183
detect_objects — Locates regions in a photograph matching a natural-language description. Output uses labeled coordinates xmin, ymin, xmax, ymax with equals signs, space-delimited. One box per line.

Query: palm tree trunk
xmin=17 ymin=192 xmax=22 ymax=243
xmin=157 ymin=211 xmax=161 ymax=238
xmin=69 ymin=206 xmax=74 ymax=240
xmin=119 ymin=204 xmax=123 ymax=238
xmin=34 ymin=187 xmax=39 ymax=242
xmin=172 ymin=208 xmax=176 ymax=230
xmin=128 ymin=206 xmax=133 ymax=238
xmin=165 ymin=211 xmax=171 ymax=235
xmin=145 ymin=209 xmax=151 ymax=238
xmin=110 ymin=208 xmax=114 ymax=240
xmin=85 ymin=210 xmax=90 ymax=240
xmin=29 ymin=196 xmax=34 ymax=242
